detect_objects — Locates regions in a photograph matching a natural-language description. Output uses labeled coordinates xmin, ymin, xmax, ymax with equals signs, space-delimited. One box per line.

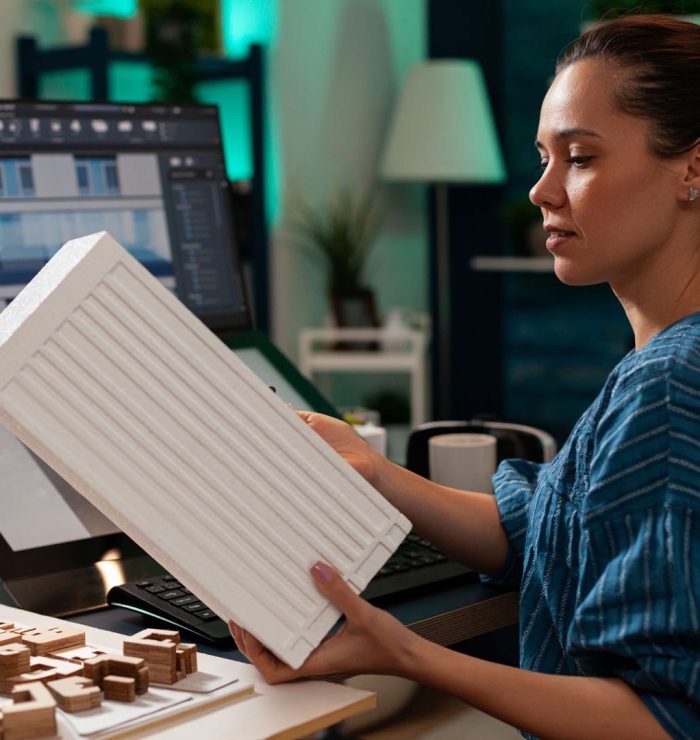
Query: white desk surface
xmin=0 ymin=604 xmax=375 ymax=739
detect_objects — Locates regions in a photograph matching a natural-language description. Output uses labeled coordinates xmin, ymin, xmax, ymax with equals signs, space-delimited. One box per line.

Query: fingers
xmin=228 ymin=620 xmax=246 ymax=653
xmin=228 ymin=620 xmax=300 ymax=684
xmin=229 ymin=620 xmax=265 ymax=659
xmin=228 ymin=564 xmax=370 ymax=684
xmin=310 ymin=562 xmax=366 ymax=619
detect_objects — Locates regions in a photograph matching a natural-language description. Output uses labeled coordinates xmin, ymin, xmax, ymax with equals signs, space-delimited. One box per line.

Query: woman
xmin=231 ymin=15 xmax=700 ymax=739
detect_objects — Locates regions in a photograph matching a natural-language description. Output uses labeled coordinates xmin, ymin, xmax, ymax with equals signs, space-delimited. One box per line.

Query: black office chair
xmin=405 ymin=419 xmax=557 ymax=478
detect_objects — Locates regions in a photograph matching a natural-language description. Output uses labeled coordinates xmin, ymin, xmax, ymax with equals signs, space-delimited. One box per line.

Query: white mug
xmin=428 ymin=433 xmax=497 ymax=493
xmin=355 ymin=423 xmax=387 ymax=457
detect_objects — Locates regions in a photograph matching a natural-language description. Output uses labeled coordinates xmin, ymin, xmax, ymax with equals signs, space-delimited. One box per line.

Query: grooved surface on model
xmin=0 ymin=232 xmax=411 ymax=669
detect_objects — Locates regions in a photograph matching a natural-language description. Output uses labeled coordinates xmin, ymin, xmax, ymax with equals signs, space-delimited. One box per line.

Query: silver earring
xmin=690 ymin=187 xmax=699 ymax=202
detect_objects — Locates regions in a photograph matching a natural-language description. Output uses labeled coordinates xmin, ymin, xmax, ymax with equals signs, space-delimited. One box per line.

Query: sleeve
xmin=569 ymin=358 xmax=700 ymax=739
xmin=479 ymin=457 xmax=546 ymax=588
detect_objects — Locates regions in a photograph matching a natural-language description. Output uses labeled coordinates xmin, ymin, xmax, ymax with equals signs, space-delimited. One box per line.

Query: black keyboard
xmin=361 ymin=533 xmax=471 ymax=600
xmin=107 ymin=574 xmax=233 ymax=647
xmin=107 ymin=535 xmax=471 ymax=647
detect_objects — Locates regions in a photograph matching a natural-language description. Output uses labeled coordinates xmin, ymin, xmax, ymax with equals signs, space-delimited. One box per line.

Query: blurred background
xmin=2 ymin=0 xmax=696 ymax=448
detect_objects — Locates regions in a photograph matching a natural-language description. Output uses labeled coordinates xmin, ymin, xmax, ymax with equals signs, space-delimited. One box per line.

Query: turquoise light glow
xmin=220 ymin=0 xmax=279 ymax=222
xmin=59 ymin=0 xmax=280 ymax=222
xmin=73 ymin=0 xmax=138 ymax=17
xmin=196 ymin=79 xmax=252 ymax=182
xmin=221 ymin=0 xmax=277 ymax=58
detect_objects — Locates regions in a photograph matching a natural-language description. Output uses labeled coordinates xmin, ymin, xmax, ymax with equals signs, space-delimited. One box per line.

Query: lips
xmin=545 ymin=231 xmax=575 ymax=251
xmin=544 ymin=224 xmax=575 ymax=236
xmin=542 ymin=224 xmax=576 ymax=251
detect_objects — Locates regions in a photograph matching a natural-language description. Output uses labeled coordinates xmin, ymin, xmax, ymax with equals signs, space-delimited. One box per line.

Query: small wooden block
xmin=3 ymin=681 xmax=57 ymax=738
xmin=0 ymin=633 xmax=22 ymax=647
xmin=103 ymin=675 xmax=135 ymax=702
xmin=123 ymin=630 xmax=178 ymax=684
xmin=83 ymin=655 xmax=149 ymax=695
xmin=0 ymin=644 xmax=31 ymax=681
xmin=48 ymin=645 xmax=106 ymax=664
xmin=130 ymin=628 xmax=181 ymax=644
xmin=18 ymin=626 xmax=86 ymax=656
xmin=124 ymin=629 xmax=198 ymax=684
xmin=176 ymin=643 xmax=197 ymax=675
xmin=0 ymin=623 xmax=18 ymax=647
xmin=0 ymin=658 xmax=82 ymax=695
xmin=10 ymin=627 xmax=37 ymax=637
xmin=135 ymin=667 xmax=149 ymax=695
xmin=47 ymin=676 xmax=103 ymax=713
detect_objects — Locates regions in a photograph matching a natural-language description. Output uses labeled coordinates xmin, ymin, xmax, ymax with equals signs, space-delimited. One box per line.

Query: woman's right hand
xmin=297 ymin=411 xmax=384 ymax=486
xmin=229 ymin=562 xmax=421 ymax=683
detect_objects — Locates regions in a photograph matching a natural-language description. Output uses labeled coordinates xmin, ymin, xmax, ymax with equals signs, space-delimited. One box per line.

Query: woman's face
xmin=529 ymin=58 xmax=688 ymax=290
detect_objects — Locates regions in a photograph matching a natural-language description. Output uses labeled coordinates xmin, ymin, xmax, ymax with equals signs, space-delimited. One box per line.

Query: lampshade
xmin=381 ymin=60 xmax=506 ymax=184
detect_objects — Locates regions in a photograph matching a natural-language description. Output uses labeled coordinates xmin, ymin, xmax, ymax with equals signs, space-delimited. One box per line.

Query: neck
xmin=613 ymin=244 xmax=700 ymax=349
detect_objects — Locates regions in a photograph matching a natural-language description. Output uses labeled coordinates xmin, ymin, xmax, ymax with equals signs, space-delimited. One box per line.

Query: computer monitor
xmin=0 ymin=99 xmax=252 ymax=332
xmin=0 ymin=100 xmax=247 ymax=615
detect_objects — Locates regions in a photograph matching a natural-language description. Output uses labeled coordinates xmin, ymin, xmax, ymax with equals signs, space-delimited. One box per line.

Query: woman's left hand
xmin=228 ymin=562 xmax=419 ymax=684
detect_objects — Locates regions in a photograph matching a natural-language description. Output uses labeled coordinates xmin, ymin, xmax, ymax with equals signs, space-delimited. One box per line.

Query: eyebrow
xmin=535 ymin=128 xmax=602 ymax=149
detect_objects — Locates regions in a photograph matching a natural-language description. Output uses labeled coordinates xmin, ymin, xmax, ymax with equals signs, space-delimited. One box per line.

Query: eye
xmin=566 ymin=155 xmax=594 ymax=168
xmin=534 ymin=160 xmax=548 ymax=172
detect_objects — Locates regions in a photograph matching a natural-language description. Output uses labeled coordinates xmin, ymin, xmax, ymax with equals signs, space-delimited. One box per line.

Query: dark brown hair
xmin=556 ymin=14 xmax=700 ymax=158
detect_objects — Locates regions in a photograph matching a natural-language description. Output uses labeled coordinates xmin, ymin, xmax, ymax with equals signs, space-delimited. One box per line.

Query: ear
xmin=679 ymin=140 xmax=700 ymax=202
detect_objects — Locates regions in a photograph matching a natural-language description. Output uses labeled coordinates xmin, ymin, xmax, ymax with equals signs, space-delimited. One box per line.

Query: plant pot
xmin=330 ymin=288 xmax=380 ymax=350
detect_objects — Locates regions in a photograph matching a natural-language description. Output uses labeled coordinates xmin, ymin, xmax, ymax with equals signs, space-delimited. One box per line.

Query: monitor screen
xmin=0 ymin=424 xmax=119 ymax=553
xmin=0 ymin=100 xmax=252 ymax=332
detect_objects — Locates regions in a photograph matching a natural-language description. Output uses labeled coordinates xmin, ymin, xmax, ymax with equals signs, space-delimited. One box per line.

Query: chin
xmin=552 ymin=261 xmax=604 ymax=287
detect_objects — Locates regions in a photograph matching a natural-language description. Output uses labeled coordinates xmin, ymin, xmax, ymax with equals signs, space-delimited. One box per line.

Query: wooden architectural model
xmin=14 ymin=627 xmax=85 ymax=657
xmin=1 ymin=681 xmax=57 ymax=738
xmin=0 ymin=620 xmax=202 ymax=738
xmin=124 ymin=629 xmax=197 ymax=684
xmin=45 ymin=676 xmax=102 ymax=713
xmin=82 ymin=655 xmax=149 ymax=701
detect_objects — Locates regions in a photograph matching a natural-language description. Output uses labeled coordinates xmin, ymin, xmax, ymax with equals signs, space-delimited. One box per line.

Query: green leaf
xmin=289 ymin=188 xmax=384 ymax=295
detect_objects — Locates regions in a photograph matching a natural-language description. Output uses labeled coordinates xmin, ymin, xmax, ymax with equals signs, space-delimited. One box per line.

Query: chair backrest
xmin=405 ymin=419 xmax=557 ymax=479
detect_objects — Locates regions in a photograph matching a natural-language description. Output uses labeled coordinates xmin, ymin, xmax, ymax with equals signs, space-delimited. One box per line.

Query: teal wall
xmin=6 ymin=0 xmax=635 ymax=433
xmin=73 ymin=0 xmax=138 ymax=16
xmin=221 ymin=0 xmax=277 ymax=58
xmin=28 ymin=0 xmax=429 ymax=375
xmin=269 ymin=0 xmax=428 ymax=363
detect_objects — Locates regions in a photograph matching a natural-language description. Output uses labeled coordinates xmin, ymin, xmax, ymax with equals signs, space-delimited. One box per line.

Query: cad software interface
xmin=0 ymin=101 xmax=249 ymax=329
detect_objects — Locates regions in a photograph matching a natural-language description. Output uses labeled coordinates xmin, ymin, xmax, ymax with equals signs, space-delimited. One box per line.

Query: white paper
xmin=151 ymin=671 xmax=240 ymax=694
xmin=58 ymin=687 xmax=191 ymax=737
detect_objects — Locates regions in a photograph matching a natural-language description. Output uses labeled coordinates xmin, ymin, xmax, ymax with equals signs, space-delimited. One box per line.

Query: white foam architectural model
xmin=0 ymin=232 xmax=411 ymax=669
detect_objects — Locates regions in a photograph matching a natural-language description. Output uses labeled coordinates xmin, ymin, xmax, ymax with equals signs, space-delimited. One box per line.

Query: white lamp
xmin=381 ymin=60 xmax=506 ymax=417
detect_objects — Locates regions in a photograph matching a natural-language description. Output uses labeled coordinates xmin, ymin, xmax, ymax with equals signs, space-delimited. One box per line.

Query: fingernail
xmin=311 ymin=561 xmax=334 ymax=583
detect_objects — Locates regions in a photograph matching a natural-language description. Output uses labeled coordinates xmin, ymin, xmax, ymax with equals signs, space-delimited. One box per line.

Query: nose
xmin=529 ymin=165 xmax=566 ymax=210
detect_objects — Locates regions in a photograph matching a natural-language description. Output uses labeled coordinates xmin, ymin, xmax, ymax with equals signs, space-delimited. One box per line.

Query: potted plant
xmin=291 ymin=189 xmax=383 ymax=330
xmin=141 ymin=0 xmax=220 ymax=102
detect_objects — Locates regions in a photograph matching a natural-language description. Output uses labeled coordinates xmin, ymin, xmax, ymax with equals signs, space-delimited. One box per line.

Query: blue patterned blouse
xmin=489 ymin=312 xmax=700 ymax=739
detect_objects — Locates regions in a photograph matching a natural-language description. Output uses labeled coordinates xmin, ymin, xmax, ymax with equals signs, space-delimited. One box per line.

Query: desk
xmin=298 ymin=327 xmax=429 ymax=429
xmin=1 ymin=576 xmax=517 ymax=737
xmin=0 ymin=604 xmax=375 ymax=740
